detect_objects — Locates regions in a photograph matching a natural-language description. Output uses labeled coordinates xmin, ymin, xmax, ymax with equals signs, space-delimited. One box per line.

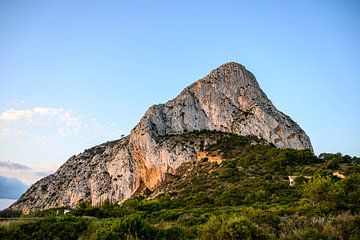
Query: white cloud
xmin=0 ymin=107 xmax=79 ymax=127
xmin=0 ymin=107 xmax=122 ymax=142
xmin=0 ymin=162 xmax=56 ymax=185
xmin=0 ymin=107 xmax=123 ymax=184
xmin=0 ymin=161 xmax=31 ymax=170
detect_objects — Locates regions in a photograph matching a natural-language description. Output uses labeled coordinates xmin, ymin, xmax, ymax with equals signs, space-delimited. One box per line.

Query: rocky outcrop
xmin=10 ymin=62 xmax=312 ymax=211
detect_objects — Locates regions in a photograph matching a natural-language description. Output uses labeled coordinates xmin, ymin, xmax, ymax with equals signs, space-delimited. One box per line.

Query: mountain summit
xmin=10 ymin=62 xmax=312 ymax=211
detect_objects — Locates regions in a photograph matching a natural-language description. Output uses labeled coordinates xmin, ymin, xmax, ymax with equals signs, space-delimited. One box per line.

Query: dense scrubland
xmin=1 ymin=131 xmax=359 ymax=239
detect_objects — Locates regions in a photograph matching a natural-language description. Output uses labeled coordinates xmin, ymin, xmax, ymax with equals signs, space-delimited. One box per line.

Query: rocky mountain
xmin=10 ymin=62 xmax=312 ymax=211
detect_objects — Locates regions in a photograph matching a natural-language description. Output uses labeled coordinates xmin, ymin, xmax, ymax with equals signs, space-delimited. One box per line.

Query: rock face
xmin=10 ymin=62 xmax=312 ymax=211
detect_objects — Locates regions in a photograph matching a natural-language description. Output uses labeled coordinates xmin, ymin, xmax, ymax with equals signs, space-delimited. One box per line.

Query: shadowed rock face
xmin=10 ymin=62 xmax=312 ymax=211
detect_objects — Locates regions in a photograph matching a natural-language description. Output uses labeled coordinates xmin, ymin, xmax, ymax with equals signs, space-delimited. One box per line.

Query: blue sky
xmin=0 ymin=0 xmax=359 ymax=186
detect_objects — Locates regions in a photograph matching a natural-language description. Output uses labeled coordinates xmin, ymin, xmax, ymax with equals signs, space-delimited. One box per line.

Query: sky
xmin=0 ymin=0 xmax=359 ymax=194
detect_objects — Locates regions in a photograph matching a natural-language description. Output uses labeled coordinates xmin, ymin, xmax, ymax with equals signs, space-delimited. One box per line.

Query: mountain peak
xmin=10 ymin=62 xmax=313 ymax=211
xmin=206 ymin=61 xmax=247 ymax=81
xmin=133 ymin=62 xmax=311 ymax=150
xmin=216 ymin=61 xmax=244 ymax=69
xmin=207 ymin=62 xmax=247 ymax=78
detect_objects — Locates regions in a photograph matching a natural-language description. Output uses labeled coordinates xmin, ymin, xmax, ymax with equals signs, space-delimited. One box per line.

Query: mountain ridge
xmin=10 ymin=62 xmax=312 ymax=211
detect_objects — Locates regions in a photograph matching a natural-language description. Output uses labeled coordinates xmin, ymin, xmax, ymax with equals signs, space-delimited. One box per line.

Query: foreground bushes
xmin=1 ymin=215 xmax=186 ymax=240
xmin=2 ymin=212 xmax=360 ymax=240
xmin=2 ymin=216 xmax=88 ymax=240
xmin=87 ymin=214 xmax=185 ymax=240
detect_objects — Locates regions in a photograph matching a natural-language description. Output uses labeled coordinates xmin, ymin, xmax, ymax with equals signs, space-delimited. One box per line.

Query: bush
xmin=71 ymin=200 xmax=128 ymax=218
xmin=292 ymin=229 xmax=329 ymax=240
xmin=218 ymin=217 xmax=271 ymax=240
xmin=198 ymin=215 xmax=222 ymax=239
xmin=4 ymin=216 xmax=88 ymax=240
xmin=341 ymin=175 xmax=360 ymax=210
xmin=88 ymin=214 xmax=185 ymax=240
xmin=138 ymin=199 xmax=162 ymax=212
xmin=302 ymin=177 xmax=345 ymax=207
xmin=215 ymin=186 xmax=245 ymax=206
xmin=0 ymin=225 xmax=5 ymax=239
xmin=0 ymin=209 xmax=21 ymax=218
xmin=199 ymin=215 xmax=272 ymax=240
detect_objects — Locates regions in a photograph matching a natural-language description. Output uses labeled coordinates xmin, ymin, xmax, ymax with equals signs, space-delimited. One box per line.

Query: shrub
xmin=138 ymin=199 xmax=162 ymax=212
xmin=0 ymin=225 xmax=4 ymax=239
xmin=4 ymin=216 xmax=88 ymax=240
xmin=199 ymin=215 xmax=272 ymax=240
xmin=88 ymin=214 xmax=185 ymax=240
xmin=0 ymin=209 xmax=21 ymax=218
xmin=215 ymin=186 xmax=245 ymax=206
xmin=341 ymin=175 xmax=360 ymax=210
xmin=292 ymin=228 xmax=329 ymax=240
xmin=302 ymin=177 xmax=345 ymax=207
xmin=218 ymin=217 xmax=271 ymax=240
xmin=198 ymin=215 xmax=222 ymax=240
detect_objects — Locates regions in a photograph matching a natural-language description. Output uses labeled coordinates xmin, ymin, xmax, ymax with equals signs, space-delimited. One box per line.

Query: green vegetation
xmin=1 ymin=216 xmax=88 ymax=240
xmin=1 ymin=131 xmax=359 ymax=239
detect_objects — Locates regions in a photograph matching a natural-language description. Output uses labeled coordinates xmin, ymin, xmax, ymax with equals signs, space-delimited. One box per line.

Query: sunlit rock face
xmin=10 ymin=62 xmax=312 ymax=211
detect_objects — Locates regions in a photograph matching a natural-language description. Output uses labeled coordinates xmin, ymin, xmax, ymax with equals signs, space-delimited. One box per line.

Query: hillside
xmin=10 ymin=62 xmax=312 ymax=211
xmin=1 ymin=131 xmax=359 ymax=239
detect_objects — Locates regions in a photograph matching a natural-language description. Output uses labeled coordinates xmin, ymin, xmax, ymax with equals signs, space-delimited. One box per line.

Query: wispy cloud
xmin=0 ymin=107 xmax=123 ymax=184
xmin=0 ymin=161 xmax=30 ymax=170
xmin=0 ymin=161 xmax=55 ymax=184
xmin=0 ymin=107 xmax=122 ymax=142
xmin=0 ymin=107 xmax=81 ymax=134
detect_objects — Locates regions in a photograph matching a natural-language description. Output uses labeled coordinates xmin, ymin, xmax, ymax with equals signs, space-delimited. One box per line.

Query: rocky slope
xmin=10 ymin=62 xmax=312 ymax=211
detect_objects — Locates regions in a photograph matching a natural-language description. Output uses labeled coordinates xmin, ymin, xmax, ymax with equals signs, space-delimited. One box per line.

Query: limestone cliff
xmin=10 ymin=62 xmax=312 ymax=211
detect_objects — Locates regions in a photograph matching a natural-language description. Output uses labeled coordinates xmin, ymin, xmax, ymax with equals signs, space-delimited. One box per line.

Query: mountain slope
xmin=3 ymin=133 xmax=359 ymax=240
xmin=10 ymin=62 xmax=312 ymax=211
